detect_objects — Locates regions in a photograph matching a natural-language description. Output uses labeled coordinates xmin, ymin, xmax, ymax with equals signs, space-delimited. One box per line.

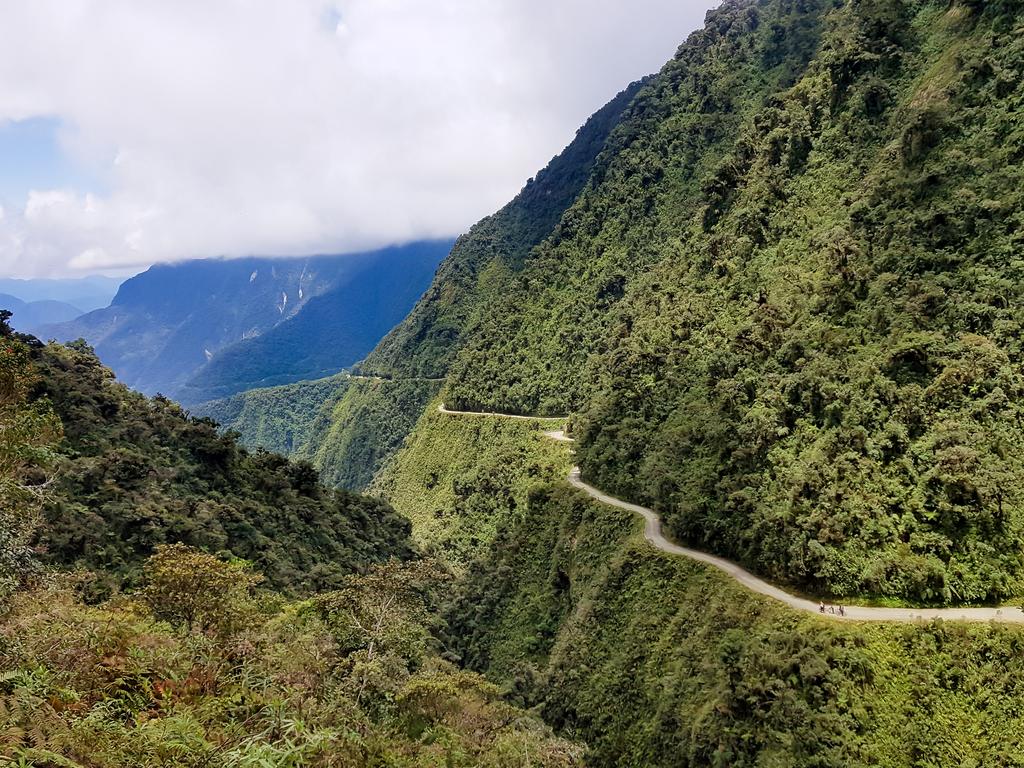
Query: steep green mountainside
xmin=450 ymin=477 xmax=1024 ymax=767
xmin=435 ymin=0 xmax=1024 ymax=604
xmin=303 ymin=377 xmax=443 ymax=491
xmin=372 ymin=395 xmax=1024 ymax=767
xmin=354 ymin=4 xmax=1024 ymax=761
xmin=198 ymin=375 xmax=442 ymax=491
xmin=207 ymin=78 xmax=651 ymax=491
xmin=444 ymin=0 xmax=834 ymax=415
xmin=361 ymin=79 xmax=648 ymax=380
xmin=369 ymin=402 xmax=570 ymax=566
xmin=28 ymin=336 xmax=414 ymax=595
xmin=193 ymin=373 xmax=349 ymax=457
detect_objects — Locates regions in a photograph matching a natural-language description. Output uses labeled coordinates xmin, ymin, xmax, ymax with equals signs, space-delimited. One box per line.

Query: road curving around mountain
xmin=438 ymin=403 xmax=568 ymax=421
xmin=438 ymin=404 xmax=1024 ymax=624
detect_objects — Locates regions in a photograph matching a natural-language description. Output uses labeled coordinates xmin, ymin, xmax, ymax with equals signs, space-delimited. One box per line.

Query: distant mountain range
xmin=0 ymin=275 xmax=126 ymax=336
xmin=0 ymin=293 xmax=83 ymax=335
xmin=39 ymin=241 xmax=451 ymax=404
xmin=0 ymin=275 xmax=123 ymax=313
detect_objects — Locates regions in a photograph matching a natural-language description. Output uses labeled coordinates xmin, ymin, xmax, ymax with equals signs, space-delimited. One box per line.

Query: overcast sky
xmin=0 ymin=1 xmax=719 ymax=279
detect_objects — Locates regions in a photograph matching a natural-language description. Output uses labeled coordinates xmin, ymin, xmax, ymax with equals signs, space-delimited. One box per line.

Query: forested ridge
xmin=24 ymin=326 xmax=415 ymax=596
xmin=207 ymin=0 xmax=1024 ymax=604
xmin=361 ymin=78 xmax=649 ymax=380
xmin=0 ymin=317 xmax=581 ymax=766
xmin=209 ymin=75 xmax=650 ymax=490
xmin=431 ymin=0 xmax=1024 ymax=605
xmin=199 ymin=374 xmax=443 ymax=491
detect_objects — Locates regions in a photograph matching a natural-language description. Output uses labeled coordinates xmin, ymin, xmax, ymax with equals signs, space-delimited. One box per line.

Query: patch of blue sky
xmin=320 ymin=4 xmax=344 ymax=34
xmin=0 ymin=116 xmax=107 ymax=206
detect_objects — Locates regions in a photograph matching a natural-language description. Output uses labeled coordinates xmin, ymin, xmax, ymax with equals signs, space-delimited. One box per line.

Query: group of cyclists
xmin=819 ymin=601 xmax=846 ymax=617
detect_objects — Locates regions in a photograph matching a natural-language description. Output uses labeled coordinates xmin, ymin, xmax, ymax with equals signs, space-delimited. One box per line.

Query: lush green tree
xmin=0 ymin=313 xmax=62 ymax=604
xmin=313 ymin=559 xmax=449 ymax=711
xmin=140 ymin=543 xmax=262 ymax=634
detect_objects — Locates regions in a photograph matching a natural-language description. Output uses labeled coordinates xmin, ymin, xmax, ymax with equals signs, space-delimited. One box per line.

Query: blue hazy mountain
xmin=41 ymin=241 xmax=451 ymax=403
xmin=0 ymin=293 xmax=83 ymax=334
xmin=0 ymin=275 xmax=122 ymax=312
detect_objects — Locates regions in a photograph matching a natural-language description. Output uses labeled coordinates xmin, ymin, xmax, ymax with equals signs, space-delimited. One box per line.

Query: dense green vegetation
xmin=1 ymin=320 xmax=581 ymax=766
xmin=0 ymin=312 xmax=63 ymax=606
xmin=364 ymin=385 xmax=1024 ymax=766
xmin=444 ymin=0 xmax=835 ymax=415
xmin=306 ymin=378 xmax=443 ymax=491
xmin=26 ymin=331 xmax=413 ymax=596
xmin=195 ymin=375 xmax=350 ymax=458
xmin=8 ymin=1 xmax=1024 ymax=764
xmin=370 ymin=401 xmax=569 ymax=567
xmin=0 ymin=554 xmax=583 ymax=767
xmin=200 ymin=376 xmax=442 ymax=491
xmin=362 ymin=79 xmax=648 ymax=380
xmin=429 ymin=0 xmax=1024 ymax=604
xmin=449 ymin=480 xmax=1024 ymax=767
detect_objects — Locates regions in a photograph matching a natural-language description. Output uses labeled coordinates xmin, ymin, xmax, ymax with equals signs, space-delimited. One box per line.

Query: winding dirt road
xmin=439 ymin=405 xmax=1024 ymax=624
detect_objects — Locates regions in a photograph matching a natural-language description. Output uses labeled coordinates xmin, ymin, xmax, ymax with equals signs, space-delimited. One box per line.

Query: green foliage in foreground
xmin=0 ymin=554 xmax=583 ymax=768
xmin=29 ymin=339 xmax=414 ymax=595
xmin=0 ymin=317 xmax=62 ymax=605
xmin=370 ymin=399 xmax=571 ymax=568
xmin=449 ymin=483 xmax=1024 ymax=768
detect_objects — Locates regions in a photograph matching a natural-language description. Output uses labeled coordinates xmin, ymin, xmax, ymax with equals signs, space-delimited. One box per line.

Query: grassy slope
xmin=456 ymin=486 xmax=1024 ymax=767
xmin=382 ymin=408 xmax=1024 ymax=766
xmin=370 ymin=399 xmax=571 ymax=568
xmin=307 ymin=378 xmax=443 ymax=491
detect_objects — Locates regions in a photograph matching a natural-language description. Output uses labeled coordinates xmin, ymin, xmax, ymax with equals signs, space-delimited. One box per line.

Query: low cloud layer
xmin=0 ymin=0 xmax=718 ymax=278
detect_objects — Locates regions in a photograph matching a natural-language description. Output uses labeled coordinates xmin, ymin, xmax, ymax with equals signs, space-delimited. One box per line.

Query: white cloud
xmin=0 ymin=0 xmax=719 ymax=278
